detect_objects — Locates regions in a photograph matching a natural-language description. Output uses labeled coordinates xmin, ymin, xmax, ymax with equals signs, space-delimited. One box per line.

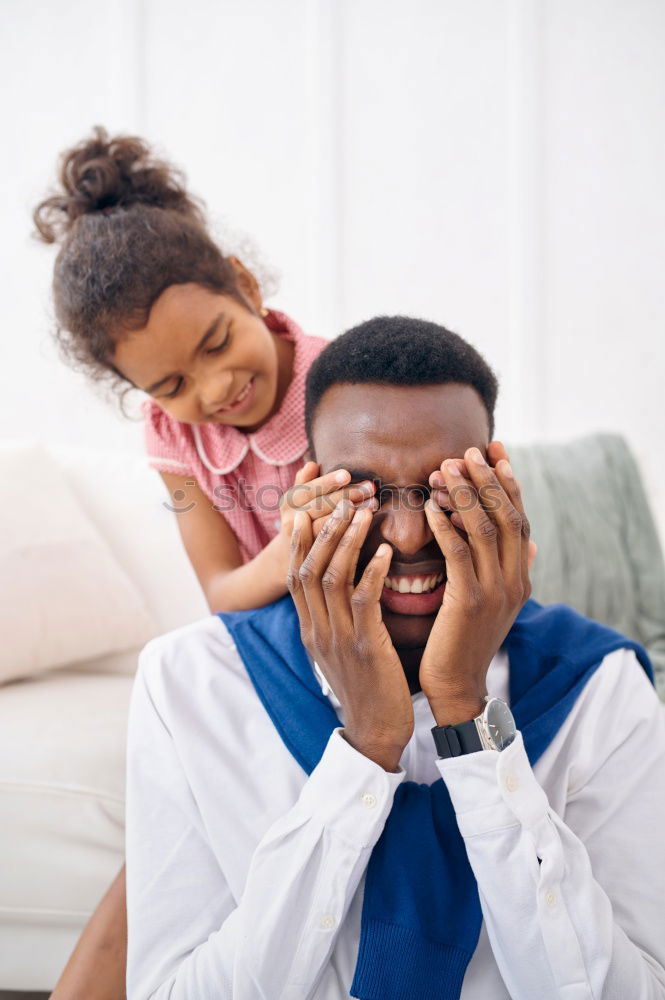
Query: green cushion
xmin=509 ymin=433 xmax=665 ymax=699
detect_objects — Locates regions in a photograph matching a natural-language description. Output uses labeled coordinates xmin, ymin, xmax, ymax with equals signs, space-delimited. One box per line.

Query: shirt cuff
xmin=436 ymin=731 xmax=550 ymax=838
xmin=295 ymin=728 xmax=405 ymax=850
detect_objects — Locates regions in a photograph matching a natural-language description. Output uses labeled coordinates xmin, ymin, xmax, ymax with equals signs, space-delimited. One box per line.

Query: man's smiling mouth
xmin=384 ymin=571 xmax=444 ymax=593
xmin=380 ymin=559 xmax=447 ymax=616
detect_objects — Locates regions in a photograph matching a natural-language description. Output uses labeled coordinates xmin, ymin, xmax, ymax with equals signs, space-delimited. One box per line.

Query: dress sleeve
xmin=142 ymin=399 xmax=194 ymax=477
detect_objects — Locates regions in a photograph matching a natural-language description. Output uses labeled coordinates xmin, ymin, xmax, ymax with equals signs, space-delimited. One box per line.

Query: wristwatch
xmin=431 ymin=697 xmax=516 ymax=758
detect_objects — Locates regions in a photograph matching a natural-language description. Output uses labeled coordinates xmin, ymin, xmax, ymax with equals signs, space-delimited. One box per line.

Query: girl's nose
xmin=200 ymin=371 xmax=234 ymax=413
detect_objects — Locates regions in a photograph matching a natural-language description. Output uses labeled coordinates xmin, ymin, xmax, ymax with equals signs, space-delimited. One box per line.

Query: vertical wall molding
xmin=304 ymin=0 xmax=344 ymax=338
xmin=103 ymin=0 xmax=145 ymax=134
xmin=507 ymin=0 xmax=548 ymax=440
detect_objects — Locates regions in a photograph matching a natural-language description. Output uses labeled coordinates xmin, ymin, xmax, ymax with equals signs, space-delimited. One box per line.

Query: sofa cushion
xmin=0 ymin=667 xmax=131 ymax=930
xmin=51 ymin=444 xmax=210 ymax=635
xmin=0 ymin=442 xmax=158 ymax=684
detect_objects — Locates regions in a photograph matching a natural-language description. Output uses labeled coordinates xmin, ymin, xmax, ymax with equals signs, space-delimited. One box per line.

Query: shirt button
xmin=320 ymin=914 xmax=336 ymax=930
xmin=504 ymin=774 xmax=519 ymax=793
xmin=545 ymin=891 xmax=557 ymax=908
xmin=361 ymin=793 xmax=377 ymax=809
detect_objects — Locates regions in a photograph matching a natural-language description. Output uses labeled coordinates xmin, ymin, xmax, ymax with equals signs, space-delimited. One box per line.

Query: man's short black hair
xmin=305 ymin=315 xmax=499 ymax=448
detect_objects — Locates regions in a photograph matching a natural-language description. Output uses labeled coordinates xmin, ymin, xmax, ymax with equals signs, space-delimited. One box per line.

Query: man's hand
xmin=420 ymin=449 xmax=532 ymax=726
xmin=287 ymin=502 xmax=414 ymax=772
xmin=430 ymin=441 xmax=537 ymax=568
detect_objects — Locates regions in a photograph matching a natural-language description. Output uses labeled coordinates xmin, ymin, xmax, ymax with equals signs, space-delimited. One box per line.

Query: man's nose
xmin=377 ymin=505 xmax=434 ymax=557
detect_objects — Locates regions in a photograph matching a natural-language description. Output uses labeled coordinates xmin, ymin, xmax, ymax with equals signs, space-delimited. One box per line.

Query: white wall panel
xmin=540 ymin=0 xmax=665 ymax=533
xmin=139 ymin=0 xmax=339 ymax=337
xmin=0 ymin=0 xmax=663 ymax=540
xmin=0 ymin=0 xmax=146 ymax=451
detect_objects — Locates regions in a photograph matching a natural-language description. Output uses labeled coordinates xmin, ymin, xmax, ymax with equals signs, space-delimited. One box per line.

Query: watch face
xmin=484 ymin=699 xmax=517 ymax=751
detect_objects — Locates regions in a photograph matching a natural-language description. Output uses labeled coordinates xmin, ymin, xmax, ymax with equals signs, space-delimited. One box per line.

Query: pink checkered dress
xmin=143 ymin=309 xmax=328 ymax=562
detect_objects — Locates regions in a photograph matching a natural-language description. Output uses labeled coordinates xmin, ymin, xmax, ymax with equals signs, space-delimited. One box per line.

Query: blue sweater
xmin=220 ymin=597 xmax=653 ymax=1000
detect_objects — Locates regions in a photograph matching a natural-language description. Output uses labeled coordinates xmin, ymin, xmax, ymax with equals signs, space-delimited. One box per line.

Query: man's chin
xmin=382 ymin=607 xmax=438 ymax=649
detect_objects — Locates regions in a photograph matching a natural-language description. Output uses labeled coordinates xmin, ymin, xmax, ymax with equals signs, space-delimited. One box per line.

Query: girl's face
xmin=112 ymin=280 xmax=283 ymax=428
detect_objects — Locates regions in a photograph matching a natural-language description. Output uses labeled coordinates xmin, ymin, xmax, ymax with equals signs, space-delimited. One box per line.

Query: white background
xmin=1 ymin=0 xmax=664 ymax=540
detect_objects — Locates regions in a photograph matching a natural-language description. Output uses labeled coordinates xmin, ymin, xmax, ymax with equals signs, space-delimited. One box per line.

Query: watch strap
xmin=431 ymin=718 xmax=483 ymax=758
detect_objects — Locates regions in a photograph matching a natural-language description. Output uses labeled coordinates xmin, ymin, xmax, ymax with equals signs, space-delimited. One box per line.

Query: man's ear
xmin=228 ymin=255 xmax=263 ymax=313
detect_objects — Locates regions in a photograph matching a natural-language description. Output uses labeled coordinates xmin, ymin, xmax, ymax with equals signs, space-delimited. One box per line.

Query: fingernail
xmin=294 ymin=511 xmax=307 ymax=530
xmin=469 ymin=448 xmax=486 ymax=466
xmin=357 ymin=480 xmax=375 ymax=496
xmin=352 ymin=508 xmax=365 ymax=524
xmin=446 ymin=461 xmax=462 ymax=476
xmin=501 ymin=460 xmax=514 ymax=479
xmin=335 ymin=470 xmax=349 ymax=483
xmin=331 ymin=501 xmax=345 ymax=519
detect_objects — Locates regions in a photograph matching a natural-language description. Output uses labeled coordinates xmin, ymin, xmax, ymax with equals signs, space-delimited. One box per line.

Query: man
xmin=125 ymin=317 xmax=665 ymax=999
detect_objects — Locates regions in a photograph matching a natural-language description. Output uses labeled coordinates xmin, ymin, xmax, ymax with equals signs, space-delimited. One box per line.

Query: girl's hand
xmin=279 ymin=461 xmax=377 ymax=540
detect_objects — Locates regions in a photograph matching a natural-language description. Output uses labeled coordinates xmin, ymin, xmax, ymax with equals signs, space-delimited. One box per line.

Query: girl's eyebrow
xmin=144 ymin=312 xmax=226 ymax=393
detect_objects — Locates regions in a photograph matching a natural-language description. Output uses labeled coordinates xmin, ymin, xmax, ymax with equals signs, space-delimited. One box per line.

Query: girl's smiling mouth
xmin=212 ymin=375 xmax=257 ymax=417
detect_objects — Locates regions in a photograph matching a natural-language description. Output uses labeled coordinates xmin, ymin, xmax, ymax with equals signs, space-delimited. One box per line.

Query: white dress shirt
xmin=125 ymin=614 xmax=665 ymax=999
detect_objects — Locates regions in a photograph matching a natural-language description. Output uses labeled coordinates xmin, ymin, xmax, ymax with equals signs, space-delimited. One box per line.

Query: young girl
xmin=34 ymin=127 xmax=374 ymax=1000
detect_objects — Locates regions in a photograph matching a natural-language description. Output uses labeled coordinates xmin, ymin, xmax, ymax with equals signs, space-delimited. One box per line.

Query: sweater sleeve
xmin=142 ymin=398 xmax=195 ymax=476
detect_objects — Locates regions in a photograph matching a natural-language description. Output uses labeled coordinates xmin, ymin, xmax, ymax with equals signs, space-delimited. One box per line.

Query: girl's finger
xmin=283 ymin=468 xmax=352 ymax=514
xmin=311 ymin=496 xmax=378 ymax=538
xmin=294 ymin=460 xmax=320 ymax=487
xmin=307 ymin=480 xmax=376 ymax=520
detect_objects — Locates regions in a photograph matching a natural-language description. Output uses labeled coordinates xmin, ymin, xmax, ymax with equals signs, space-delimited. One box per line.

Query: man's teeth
xmin=383 ymin=573 xmax=444 ymax=594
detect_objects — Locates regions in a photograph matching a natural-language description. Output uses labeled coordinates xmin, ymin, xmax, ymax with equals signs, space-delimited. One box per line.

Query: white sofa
xmin=0 ymin=444 xmax=208 ymax=993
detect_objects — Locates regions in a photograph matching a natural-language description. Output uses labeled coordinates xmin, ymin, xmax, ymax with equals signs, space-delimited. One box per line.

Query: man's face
xmin=310 ymin=381 xmax=490 ymax=651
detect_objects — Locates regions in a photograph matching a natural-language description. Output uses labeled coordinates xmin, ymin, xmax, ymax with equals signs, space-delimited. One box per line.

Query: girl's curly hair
xmin=34 ymin=127 xmax=242 ymax=405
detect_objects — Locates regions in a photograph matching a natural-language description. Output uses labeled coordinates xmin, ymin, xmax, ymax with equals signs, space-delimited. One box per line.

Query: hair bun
xmin=34 ymin=126 xmax=203 ymax=243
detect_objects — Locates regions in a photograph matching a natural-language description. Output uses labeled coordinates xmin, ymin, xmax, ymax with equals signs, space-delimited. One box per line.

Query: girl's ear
xmin=228 ymin=255 xmax=263 ymax=313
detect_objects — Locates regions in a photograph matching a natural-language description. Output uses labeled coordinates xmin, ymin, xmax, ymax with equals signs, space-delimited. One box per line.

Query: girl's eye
xmin=206 ymin=331 xmax=230 ymax=354
xmin=163 ymin=377 xmax=184 ymax=399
